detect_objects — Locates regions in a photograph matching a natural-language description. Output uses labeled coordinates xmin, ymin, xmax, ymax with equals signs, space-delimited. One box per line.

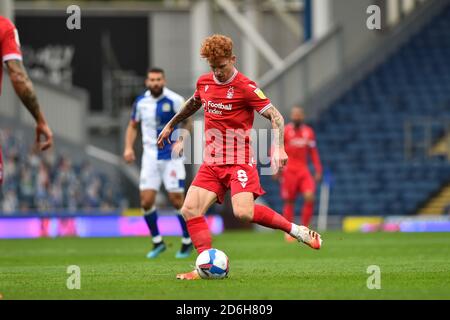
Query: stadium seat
xmin=260 ymin=4 xmax=450 ymax=216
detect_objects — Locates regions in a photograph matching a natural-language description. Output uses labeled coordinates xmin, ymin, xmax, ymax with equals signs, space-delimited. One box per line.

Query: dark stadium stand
xmin=261 ymin=4 xmax=450 ymax=216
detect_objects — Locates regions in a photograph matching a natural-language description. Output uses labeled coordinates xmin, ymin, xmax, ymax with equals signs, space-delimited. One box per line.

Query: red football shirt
xmin=194 ymin=69 xmax=272 ymax=165
xmin=284 ymin=123 xmax=322 ymax=174
xmin=0 ymin=16 xmax=22 ymax=95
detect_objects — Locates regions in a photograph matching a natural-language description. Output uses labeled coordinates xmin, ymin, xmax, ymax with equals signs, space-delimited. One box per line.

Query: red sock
xmin=301 ymin=201 xmax=314 ymax=227
xmin=283 ymin=202 xmax=294 ymax=223
xmin=252 ymin=205 xmax=292 ymax=233
xmin=186 ymin=216 xmax=212 ymax=254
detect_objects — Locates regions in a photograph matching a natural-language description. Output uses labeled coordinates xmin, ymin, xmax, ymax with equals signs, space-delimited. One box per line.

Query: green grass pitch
xmin=0 ymin=231 xmax=449 ymax=300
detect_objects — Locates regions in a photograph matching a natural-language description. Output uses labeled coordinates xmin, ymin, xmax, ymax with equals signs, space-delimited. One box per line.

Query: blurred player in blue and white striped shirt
xmin=123 ymin=68 xmax=193 ymax=259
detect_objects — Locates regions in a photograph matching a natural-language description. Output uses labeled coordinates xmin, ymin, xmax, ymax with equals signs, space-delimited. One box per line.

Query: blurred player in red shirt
xmin=0 ymin=16 xmax=53 ymax=183
xmin=157 ymin=34 xmax=323 ymax=280
xmin=276 ymin=107 xmax=322 ymax=241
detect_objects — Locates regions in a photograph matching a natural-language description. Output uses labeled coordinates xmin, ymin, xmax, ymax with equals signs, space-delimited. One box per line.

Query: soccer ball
xmin=195 ymin=248 xmax=229 ymax=279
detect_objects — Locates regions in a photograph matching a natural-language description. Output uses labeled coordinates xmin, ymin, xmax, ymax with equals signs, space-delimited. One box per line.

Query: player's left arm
xmin=309 ymin=131 xmax=323 ymax=182
xmin=309 ymin=142 xmax=322 ymax=182
xmin=261 ymin=106 xmax=288 ymax=171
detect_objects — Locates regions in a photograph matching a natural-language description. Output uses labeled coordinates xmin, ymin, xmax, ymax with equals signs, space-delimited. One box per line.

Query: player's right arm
xmin=6 ymin=59 xmax=53 ymax=151
xmin=157 ymin=96 xmax=202 ymax=148
xmin=123 ymin=121 xmax=138 ymax=163
xmin=124 ymin=98 xmax=142 ymax=163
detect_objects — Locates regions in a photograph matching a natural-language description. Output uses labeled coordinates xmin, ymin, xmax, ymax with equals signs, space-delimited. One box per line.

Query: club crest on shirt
xmin=162 ymin=103 xmax=171 ymax=112
xmin=226 ymin=86 xmax=234 ymax=99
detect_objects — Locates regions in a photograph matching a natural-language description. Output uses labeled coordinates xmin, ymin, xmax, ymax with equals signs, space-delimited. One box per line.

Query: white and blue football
xmin=195 ymin=248 xmax=229 ymax=279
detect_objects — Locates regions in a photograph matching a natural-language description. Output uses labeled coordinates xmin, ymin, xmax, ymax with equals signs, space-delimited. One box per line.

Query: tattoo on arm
xmin=261 ymin=106 xmax=285 ymax=148
xmin=168 ymin=96 xmax=202 ymax=129
xmin=6 ymin=60 xmax=42 ymax=122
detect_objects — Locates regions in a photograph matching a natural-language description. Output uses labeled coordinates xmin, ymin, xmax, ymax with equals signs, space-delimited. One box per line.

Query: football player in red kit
xmin=277 ymin=107 xmax=322 ymax=242
xmin=157 ymin=34 xmax=322 ymax=280
xmin=0 ymin=16 xmax=53 ymax=183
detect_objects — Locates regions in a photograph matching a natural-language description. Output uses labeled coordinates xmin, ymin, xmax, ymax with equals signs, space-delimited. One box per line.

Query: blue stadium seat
xmin=260 ymin=5 xmax=450 ymax=216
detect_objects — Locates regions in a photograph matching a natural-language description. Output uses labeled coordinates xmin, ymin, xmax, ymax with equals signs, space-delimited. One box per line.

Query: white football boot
xmin=290 ymin=225 xmax=323 ymax=250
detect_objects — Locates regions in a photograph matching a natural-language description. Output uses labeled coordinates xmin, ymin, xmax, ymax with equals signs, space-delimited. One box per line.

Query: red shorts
xmin=191 ymin=163 xmax=265 ymax=204
xmin=280 ymin=168 xmax=316 ymax=201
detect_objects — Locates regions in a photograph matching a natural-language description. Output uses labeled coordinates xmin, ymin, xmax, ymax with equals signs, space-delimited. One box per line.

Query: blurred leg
xmin=141 ymin=190 xmax=159 ymax=241
xmin=301 ymin=192 xmax=315 ymax=227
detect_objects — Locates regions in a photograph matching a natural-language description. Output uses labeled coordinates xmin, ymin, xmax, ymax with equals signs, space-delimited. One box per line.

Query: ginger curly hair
xmin=200 ymin=34 xmax=233 ymax=60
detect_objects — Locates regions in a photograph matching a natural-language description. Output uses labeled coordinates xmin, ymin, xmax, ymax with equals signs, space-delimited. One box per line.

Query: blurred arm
xmin=6 ymin=59 xmax=53 ymax=151
xmin=123 ymin=121 xmax=138 ymax=163
xmin=309 ymin=133 xmax=323 ymax=180
xmin=124 ymin=121 xmax=138 ymax=151
xmin=6 ymin=59 xmax=45 ymax=123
